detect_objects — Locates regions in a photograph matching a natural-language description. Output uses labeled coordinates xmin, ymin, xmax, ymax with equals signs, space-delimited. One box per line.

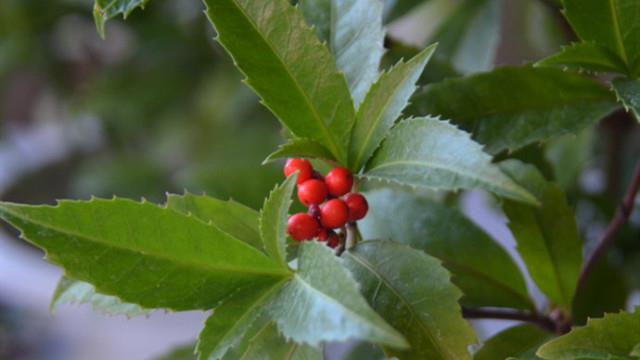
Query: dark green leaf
xmin=197 ymin=285 xmax=285 ymax=360
xmin=428 ymin=0 xmax=502 ymax=74
xmin=474 ymin=325 xmax=550 ymax=360
xmin=359 ymin=188 xmax=533 ymax=310
xmin=259 ymin=175 xmax=297 ymax=267
xmin=383 ymin=0 xmax=427 ymax=22
xmin=268 ymin=241 xmax=408 ymax=349
xmin=166 ymin=193 xmax=263 ymax=252
xmin=408 ymin=67 xmax=616 ymax=154
xmin=343 ymin=343 xmax=387 ymax=360
xmin=50 ymin=276 xmax=150 ymax=317
xmin=537 ymin=310 xmax=640 ymax=359
xmin=93 ymin=0 xmax=149 ymax=38
xmin=263 ymin=138 xmax=335 ymax=164
xmin=501 ymin=160 xmax=582 ymax=313
xmin=561 ymin=0 xmax=640 ymax=76
xmin=302 ymin=0 xmax=385 ymax=106
xmin=204 ymin=0 xmax=356 ymax=164
xmin=349 ymin=44 xmax=437 ymax=171
xmin=613 ymin=78 xmax=640 ymax=121
xmin=364 ymin=117 xmax=537 ymax=204
xmin=537 ymin=42 xmax=626 ymax=74
xmin=0 ymin=198 xmax=290 ymax=311
xmin=343 ymin=240 xmax=476 ymax=359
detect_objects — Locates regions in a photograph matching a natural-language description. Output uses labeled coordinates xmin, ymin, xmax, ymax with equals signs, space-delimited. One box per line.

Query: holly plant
xmin=3 ymin=0 xmax=640 ymax=359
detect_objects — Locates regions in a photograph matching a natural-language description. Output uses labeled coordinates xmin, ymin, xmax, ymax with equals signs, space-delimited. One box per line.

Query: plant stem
xmin=578 ymin=159 xmax=640 ymax=291
xmin=344 ymin=222 xmax=361 ymax=251
xmin=462 ymin=307 xmax=558 ymax=333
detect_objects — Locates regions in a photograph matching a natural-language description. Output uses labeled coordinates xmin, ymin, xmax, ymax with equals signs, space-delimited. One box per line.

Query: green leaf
xmin=383 ymin=0 xmax=426 ymax=22
xmin=259 ymin=175 xmax=297 ymax=267
xmin=263 ymin=138 xmax=336 ymax=164
xmin=197 ymin=285 xmax=285 ymax=360
xmin=474 ymin=325 xmax=550 ymax=360
xmin=359 ymin=188 xmax=533 ymax=310
xmin=166 ymin=193 xmax=263 ymax=252
xmin=0 ymin=198 xmax=290 ymax=311
xmin=428 ymin=0 xmax=502 ymax=74
xmin=613 ymin=78 xmax=640 ymax=121
xmin=537 ymin=310 xmax=640 ymax=359
xmin=364 ymin=117 xmax=537 ymax=204
xmin=222 ymin=317 xmax=322 ymax=360
xmin=349 ymin=44 xmax=437 ymax=171
xmin=343 ymin=343 xmax=387 ymax=360
xmin=154 ymin=344 xmax=197 ymax=360
xmin=537 ymin=42 xmax=626 ymax=74
xmin=343 ymin=240 xmax=476 ymax=359
xmin=50 ymin=276 xmax=150 ymax=317
xmin=501 ymin=160 xmax=582 ymax=313
xmin=302 ymin=0 xmax=385 ymax=106
xmin=268 ymin=241 xmax=408 ymax=349
xmin=203 ymin=0 xmax=356 ymax=164
xmin=561 ymin=0 xmax=640 ymax=76
xmin=93 ymin=0 xmax=149 ymax=38
xmin=408 ymin=67 xmax=617 ymax=154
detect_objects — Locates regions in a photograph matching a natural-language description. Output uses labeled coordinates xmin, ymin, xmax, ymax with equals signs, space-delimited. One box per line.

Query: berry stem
xmin=345 ymin=222 xmax=361 ymax=251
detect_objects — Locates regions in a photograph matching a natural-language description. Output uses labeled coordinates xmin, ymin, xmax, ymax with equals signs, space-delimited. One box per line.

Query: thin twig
xmin=462 ymin=307 xmax=557 ymax=333
xmin=578 ymin=159 xmax=640 ymax=291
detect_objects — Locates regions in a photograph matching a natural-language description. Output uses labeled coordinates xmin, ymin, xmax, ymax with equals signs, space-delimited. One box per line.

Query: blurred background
xmin=0 ymin=0 xmax=638 ymax=359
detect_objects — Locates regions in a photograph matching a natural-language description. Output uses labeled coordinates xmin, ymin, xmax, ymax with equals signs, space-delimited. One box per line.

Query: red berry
xmin=284 ymin=158 xmax=313 ymax=184
xmin=344 ymin=193 xmax=369 ymax=221
xmin=320 ymin=199 xmax=349 ymax=229
xmin=324 ymin=167 xmax=353 ymax=196
xmin=297 ymin=179 xmax=328 ymax=206
xmin=287 ymin=213 xmax=319 ymax=241
xmin=318 ymin=229 xmax=340 ymax=248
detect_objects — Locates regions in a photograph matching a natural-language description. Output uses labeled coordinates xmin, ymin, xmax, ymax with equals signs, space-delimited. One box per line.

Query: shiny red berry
xmin=287 ymin=213 xmax=319 ymax=241
xmin=344 ymin=193 xmax=369 ymax=221
xmin=297 ymin=179 xmax=328 ymax=206
xmin=320 ymin=199 xmax=349 ymax=229
xmin=284 ymin=158 xmax=313 ymax=184
xmin=324 ymin=167 xmax=353 ymax=196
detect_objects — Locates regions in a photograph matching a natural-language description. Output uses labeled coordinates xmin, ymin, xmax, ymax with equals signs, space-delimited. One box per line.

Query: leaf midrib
xmin=345 ymin=251 xmax=452 ymax=359
xmin=224 ymin=0 xmax=344 ymax=161
xmin=607 ymin=0 xmax=629 ymax=66
xmin=1 ymin=206 xmax=291 ymax=278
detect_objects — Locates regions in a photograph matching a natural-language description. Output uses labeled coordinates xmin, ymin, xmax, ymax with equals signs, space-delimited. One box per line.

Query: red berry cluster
xmin=284 ymin=158 xmax=368 ymax=248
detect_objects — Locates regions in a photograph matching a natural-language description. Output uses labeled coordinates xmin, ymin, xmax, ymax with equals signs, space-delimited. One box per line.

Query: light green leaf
xmin=562 ymin=0 xmax=640 ymax=76
xmin=537 ymin=42 xmax=626 ymax=74
xmin=50 ymin=276 xmax=150 ymax=317
xmin=428 ymin=0 xmax=502 ymax=74
xmin=359 ymin=188 xmax=533 ymax=310
xmin=203 ymin=0 xmax=355 ymax=164
xmin=474 ymin=325 xmax=550 ymax=360
xmin=349 ymin=44 xmax=437 ymax=171
xmin=537 ymin=310 xmax=640 ymax=359
xmin=154 ymin=344 xmax=197 ymax=360
xmin=197 ymin=285 xmax=285 ymax=360
xmin=364 ymin=117 xmax=537 ymax=204
xmin=223 ymin=317 xmax=322 ymax=360
xmin=263 ymin=138 xmax=335 ymax=164
xmin=93 ymin=0 xmax=149 ymax=38
xmin=343 ymin=240 xmax=476 ymax=359
xmin=268 ymin=241 xmax=408 ymax=349
xmin=408 ymin=67 xmax=617 ymax=154
xmin=0 ymin=198 xmax=290 ymax=311
xmin=612 ymin=78 xmax=640 ymax=121
xmin=259 ymin=175 xmax=297 ymax=267
xmin=303 ymin=0 xmax=386 ymax=106
xmin=166 ymin=193 xmax=263 ymax=252
xmin=501 ymin=160 xmax=582 ymax=313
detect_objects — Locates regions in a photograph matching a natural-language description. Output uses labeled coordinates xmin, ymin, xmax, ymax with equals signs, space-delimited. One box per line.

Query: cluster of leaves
xmin=2 ymin=0 xmax=640 ymax=359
